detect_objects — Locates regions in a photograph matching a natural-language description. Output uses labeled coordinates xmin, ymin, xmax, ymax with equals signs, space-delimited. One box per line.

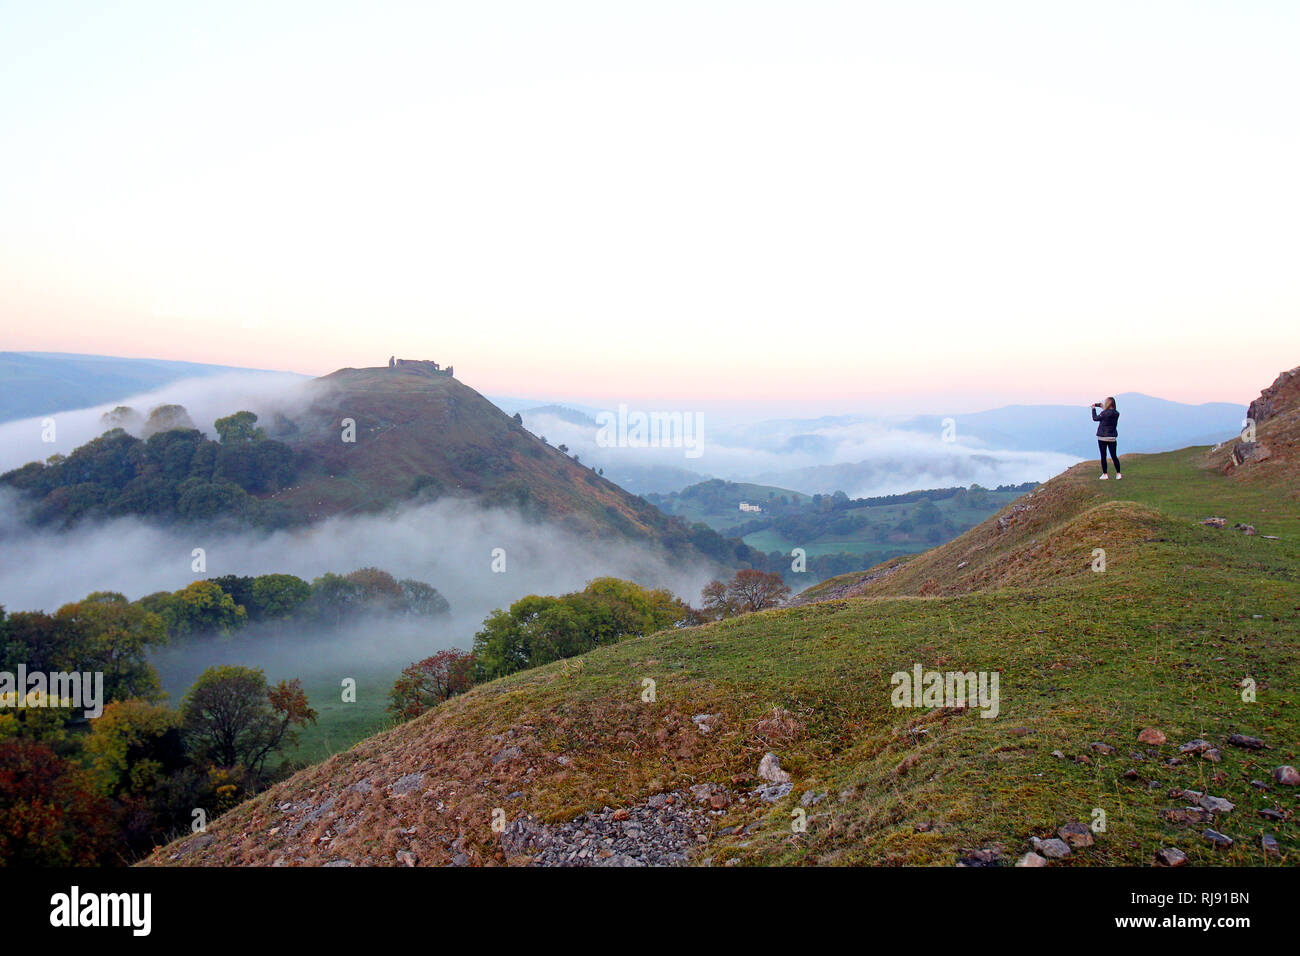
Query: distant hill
xmin=648 ymin=477 xmax=1035 ymax=569
xmin=0 ymin=351 xmax=289 ymax=423
xmin=900 ymin=392 xmax=1246 ymax=456
xmin=501 ymin=392 xmax=1247 ymax=498
xmin=515 ymin=404 xmax=712 ymax=495
xmin=0 ymin=360 xmax=753 ymax=567
xmin=260 ymin=362 xmax=748 ymax=561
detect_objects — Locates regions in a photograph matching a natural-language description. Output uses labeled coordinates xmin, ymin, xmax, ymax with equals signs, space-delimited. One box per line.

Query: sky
xmin=2 ymin=1 xmax=1297 ymax=415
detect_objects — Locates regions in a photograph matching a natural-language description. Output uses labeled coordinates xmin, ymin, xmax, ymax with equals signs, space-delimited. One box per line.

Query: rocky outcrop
xmin=1246 ymin=366 xmax=1300 ymax=426
xmin=1231 ymin=441 xmax=1271 ymax=466
xmin=1228 ymin=365 xmax=1298 ymax=474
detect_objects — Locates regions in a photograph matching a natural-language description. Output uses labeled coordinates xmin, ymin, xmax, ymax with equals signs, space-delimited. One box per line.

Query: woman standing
xmin=1092 ymin=397 xmax=1121 ymax=479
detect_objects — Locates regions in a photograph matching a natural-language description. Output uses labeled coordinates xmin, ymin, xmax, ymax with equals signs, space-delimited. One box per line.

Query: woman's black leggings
xmin=1098 ymin=440 xmax=1120 ymax=473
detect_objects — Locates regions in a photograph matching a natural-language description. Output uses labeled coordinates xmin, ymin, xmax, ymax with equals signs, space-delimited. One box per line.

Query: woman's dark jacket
xmin=1092 ymin=406 xmax=1119 ymax=439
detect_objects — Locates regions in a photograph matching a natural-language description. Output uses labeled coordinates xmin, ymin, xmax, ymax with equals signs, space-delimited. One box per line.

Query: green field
xmin=282 ymin=673 xmax=397 ymax=766
xmin=739 ymin=488 xmax=1028 ymax=558
xmin=647 ymin=481 xmax=814 ymax=526
xmin=152 ymin=650 xmax=405 ymax=769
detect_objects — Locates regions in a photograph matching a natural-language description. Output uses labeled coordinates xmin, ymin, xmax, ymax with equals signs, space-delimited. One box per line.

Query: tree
xmin=0 ymin=739 xmax=116 ymax=866
xmin=345 ymin=567 xmax=404 ymax=609
xmin=54 ymin=592 xmax=167 ymax=702
xmin=213 ymin=410 xmax=265 ymax=445
xmin=214 ymin=439 xmax=296 ymax=492
xmin=398 ymin=579 xmax=451 ymax=616
xmin=0 ymin=609 xmax=76 ymax=674
xmin=83 ymin=699 xmax=185 ymax=798
xmin=212 ymin=574 xmax=257 ymax=613
xmin=471 ymin=578 xmax=694 ymax=680
xmin=175 ymin=477 xmax=254 ymax=520
xmin=388 ymin=649 xmax=475 ymax=720
xmin=729 ymin=569 xmax=791 ymax=612
xmin=250 ymin=573 xmax=311 ymax=620
xmin=158 ymin=580 xmax=246 ymax=638
xmin=913 ymin=498 xmax=941 ymax=526
xmin=700 ymin=579 xmax=737 ymax=619
xmin=701 ymin=569 xmax=791 ymax=620
xmin=181 ymin=666 xmax=316 ymax=776
xmin=305 ymin=573 xmax=362 ymax=624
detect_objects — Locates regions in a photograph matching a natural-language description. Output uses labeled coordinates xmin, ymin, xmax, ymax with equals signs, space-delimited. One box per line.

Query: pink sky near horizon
xmin=3 ymin=3 xmax=1297 ymax=417
xmin=1 ymin=299 xmax=1279 ymax=416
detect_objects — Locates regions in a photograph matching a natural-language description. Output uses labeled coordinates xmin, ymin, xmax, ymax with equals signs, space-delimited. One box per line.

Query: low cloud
xmin=0 ymin=491 xmax=716 ymax=634
xmin=0 ymin=372 xmax=309 ymax=474
xmin=521 ymin=407 xmax=1076 ymax=496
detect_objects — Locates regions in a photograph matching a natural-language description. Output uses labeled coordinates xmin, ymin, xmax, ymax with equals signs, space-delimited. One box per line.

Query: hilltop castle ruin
xmin=388 ymin=356 xmax=453 ymax=377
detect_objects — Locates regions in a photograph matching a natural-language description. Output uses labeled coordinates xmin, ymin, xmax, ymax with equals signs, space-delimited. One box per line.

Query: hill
xmin=0 ymin=361 xmax=753 ymax=568
xmin=266 ymin=362 xmax=743 ymax=557
xmin=647 ymin=478 xmax=1034 ymax=567
xmin=145 ymin=369 xmax=1299 ymax=868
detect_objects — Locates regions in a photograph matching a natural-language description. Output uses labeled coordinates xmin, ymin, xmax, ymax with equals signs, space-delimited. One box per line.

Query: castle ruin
xmin=388 ymin=357 xmax=453 ymax=377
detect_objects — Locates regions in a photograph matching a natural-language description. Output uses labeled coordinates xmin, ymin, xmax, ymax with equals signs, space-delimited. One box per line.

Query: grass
xmin=667 ymin=486 xmax=1026 ymax=560
xmin=281 ymin=673 xmax=396 ymax=766
xmin=146 ymin=442 xmax=1299 ymax=867
xmin=152 ymin=650 xmax=403 ymax=769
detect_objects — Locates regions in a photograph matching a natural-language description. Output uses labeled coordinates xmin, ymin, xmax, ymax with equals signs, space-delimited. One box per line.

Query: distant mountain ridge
xmin=0 ymin=351 xmax=298 ymax=423
xmin=898 ymin=392 xmax=1245 ymax=456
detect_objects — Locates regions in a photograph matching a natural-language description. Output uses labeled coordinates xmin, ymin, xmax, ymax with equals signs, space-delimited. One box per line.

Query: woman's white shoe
xmin=1116 ymin=473 xmax=1123 ymax=480
xmin=1099 ymin=474 xmax=1109 ymax=480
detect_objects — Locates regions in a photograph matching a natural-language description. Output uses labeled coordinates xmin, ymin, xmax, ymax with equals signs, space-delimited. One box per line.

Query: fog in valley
xmin=0 ymin=371 xmax=309 ymax=474
xmin=520 ymin=406 xmax=1079 ymax=496
xmin=0 ymin=490 xmax=718 ymax=693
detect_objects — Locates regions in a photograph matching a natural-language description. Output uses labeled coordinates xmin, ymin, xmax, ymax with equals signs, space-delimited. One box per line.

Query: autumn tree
xmin=345 ymin=567 xmax=404 ymax=609
xmin=180 ymin=666 xmax=317 ymax=777
xmin=0 ymin=739 xmax=116 ymax=866
xmin=53 ymin=591 xmax=167 ymax=702
xmin=388 ymin=649 xmax=475 ymax=720
xmin=700 ymin=579 xmax=736 ymax=619
xmin=84 ymin=699 xmax=186 ymax=798
xmin=155 ymin=580 xmax=246 ymax=638
xmin=701 ymin=569 xmax=791 ymax=619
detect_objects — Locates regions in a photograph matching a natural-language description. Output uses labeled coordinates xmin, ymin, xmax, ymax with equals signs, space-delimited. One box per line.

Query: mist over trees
xmin=137 ymin=567 xmax=450 ymax=642
xmin=0 ymin=559 xmax=448 ymax=865
xmin=0 ymin=410 xmax=299 ymax=529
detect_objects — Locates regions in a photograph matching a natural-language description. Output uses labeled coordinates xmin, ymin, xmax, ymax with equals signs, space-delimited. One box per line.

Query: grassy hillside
xmin=145 ymin=432 xmax=1298 ymax=868
xmin=274 ymin=364 xmax=655 ymax=533
xmin=248 ymin=364 xmax=748 ymax=566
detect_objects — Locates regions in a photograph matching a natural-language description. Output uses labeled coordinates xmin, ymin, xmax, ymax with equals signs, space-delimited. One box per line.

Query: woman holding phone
xmin=1091 ymin=397 xmax=1121 ymax=479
